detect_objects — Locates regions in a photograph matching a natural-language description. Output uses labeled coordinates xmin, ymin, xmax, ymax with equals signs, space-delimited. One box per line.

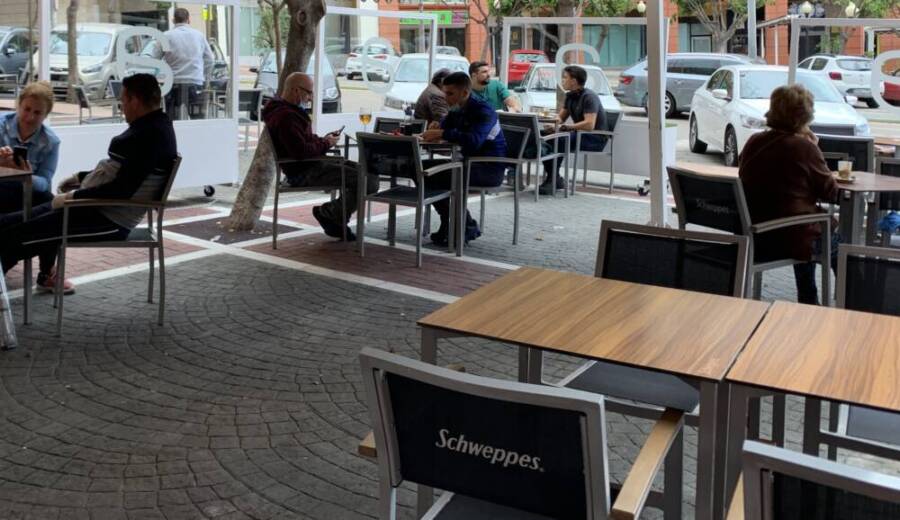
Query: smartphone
xmin=330 ymin=125 xmax=345 ymax=136
xmin=12 ymin=146 xmax=27 ymax=167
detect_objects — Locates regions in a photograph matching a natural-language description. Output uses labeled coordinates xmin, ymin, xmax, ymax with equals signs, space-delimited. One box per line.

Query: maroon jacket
xmin=738 ymin=130 xmax=839 ymax=262
xmin=262 ymin=97 xmax=332 ymax=175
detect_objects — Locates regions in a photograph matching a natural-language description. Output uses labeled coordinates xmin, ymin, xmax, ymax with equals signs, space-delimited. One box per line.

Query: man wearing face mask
xmin=262 ymin=72 xmax=377 ymax=240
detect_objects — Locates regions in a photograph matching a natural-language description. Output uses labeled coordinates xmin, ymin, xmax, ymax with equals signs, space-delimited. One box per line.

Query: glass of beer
xmin=359 ymin=107 xmax=372 ymax=132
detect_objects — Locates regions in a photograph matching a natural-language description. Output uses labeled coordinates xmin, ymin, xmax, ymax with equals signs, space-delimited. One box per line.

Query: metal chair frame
xmin=55 ymin=155 xmax=182 ymax=336
xmin=498 ymin=112 xmax=569 ymax=202
xmin=238 ymin=89 xmax=263 ymax=152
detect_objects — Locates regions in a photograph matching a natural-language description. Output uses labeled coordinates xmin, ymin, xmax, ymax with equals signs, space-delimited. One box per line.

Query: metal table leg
xmin=696 ymin=380 xmax=724 ymax=520
xmin=22 ymin=182 xmax=31 ymax=325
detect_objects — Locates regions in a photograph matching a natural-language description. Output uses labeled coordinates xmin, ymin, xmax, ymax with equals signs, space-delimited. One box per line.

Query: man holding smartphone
xmin=262 ymin=72 xmax=377 ymax=241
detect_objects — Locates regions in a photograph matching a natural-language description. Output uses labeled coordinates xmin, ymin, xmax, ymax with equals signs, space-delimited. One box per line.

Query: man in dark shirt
xmin=421 ymin=72 xmax=506 ymax=246
xmin=262 ymin=72 xmax=377 ymax=240
xmin=539 ymin=65 xmax=608 ymax=195
xmin=0 ymin=73 xmax=177 ymax=278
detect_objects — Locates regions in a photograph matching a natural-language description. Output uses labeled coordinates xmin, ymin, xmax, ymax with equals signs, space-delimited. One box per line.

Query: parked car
xmin=435 ymin=46 xmax=461 ymax=56
xmin=798 ymin=54 xmax=877 ymax=108
xmin=616 ymin=52 xmax=763 ymax=118
xmin=507 ymin=49 xmax=548 ymax=86
xmin=383 ymin=53 xmax=469 ymax=111
xmin=514 ymin=63 xmax=621 ymax=120
xmin=885 ymin=68 xmax=900 ymax=107
xmin=33 ymin=23 xmax=148 ymax=100
xmin=345 ymin=43 xmax=400 ymax=81
xmin=251 ymin=50 xmax=341 ymax=118
xmin=0 ymin=26 xmax=31 ymax=79
xmin=689 ymin=65 xmax=871 ymax=166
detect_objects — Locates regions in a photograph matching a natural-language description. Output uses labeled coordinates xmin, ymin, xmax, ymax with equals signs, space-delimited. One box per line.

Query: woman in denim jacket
xmin=0 ymin=81 xmax=72 ymax=293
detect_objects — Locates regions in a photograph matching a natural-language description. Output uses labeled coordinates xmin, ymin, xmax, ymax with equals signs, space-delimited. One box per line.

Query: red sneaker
xmin=36 ymin=271 xmax=75 ymax=295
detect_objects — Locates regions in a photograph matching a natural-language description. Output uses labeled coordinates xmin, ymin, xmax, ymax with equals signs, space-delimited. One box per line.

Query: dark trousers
xmin=423 ymin=160 xmax=504 ymax=228
xmin=793 ymin=232 xmax=841 ymax=305
xmin=0 ymin=202 xmax=128 ymax=275
xmin=0 ymin=184 xmax=55 ymax=274
xmin=165 ymin=84 xmax=205 ymax=121
xmin=543 ymin=132 xmax=607 ymax=179
xmin=286 ymin=159 xmax=378 ymax=223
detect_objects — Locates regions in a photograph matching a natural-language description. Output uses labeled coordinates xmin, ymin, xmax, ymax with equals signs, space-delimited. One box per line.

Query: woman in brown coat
xmin=738 ymin=84 xmax=839 ymax=304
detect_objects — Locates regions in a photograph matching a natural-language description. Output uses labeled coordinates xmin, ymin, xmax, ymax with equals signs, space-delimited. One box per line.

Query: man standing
xmin=0 ymin=74 xmax=177 ymax=277
xmin=414 ymin=68 xmax=451 ymax=124
xmin=150 ymin=7 xmax=214 ymax=120
xmin=262 ymin=72 xmax=377 ymax=241
xmin=421 ymin=72 xmax=506 ymax=246
xmin=469 ymin=61 xmax=520 ymax=113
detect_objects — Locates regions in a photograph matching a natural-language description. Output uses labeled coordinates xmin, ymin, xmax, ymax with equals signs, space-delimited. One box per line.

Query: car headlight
xmin=855 ymin=122 xmax=870 ymax=136
xmin=385 ymin=96 xmax=404 ymax=110
xmin=81 ymin=63 xmax=102 ymax=74
xmin=324 ymin=87 xmax=338 ymax=100
xmin=739 ymin=114 xmax=767 ymax=129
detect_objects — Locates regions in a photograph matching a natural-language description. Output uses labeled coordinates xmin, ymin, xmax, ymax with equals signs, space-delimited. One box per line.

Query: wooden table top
xmin=836 ymin=170 xmax=900 ymax=192
xmin=673 ymin=161 xmax=738 ymax=178
xmin=727 ymin=301 xmax=900 ymax=413
xmin=873 ymin=135 xmax=900 ymax=148
xmin=0 ymin=165 xmax=32 ymax=182
xmin=419 ymin=267 xmax=771 ymax=381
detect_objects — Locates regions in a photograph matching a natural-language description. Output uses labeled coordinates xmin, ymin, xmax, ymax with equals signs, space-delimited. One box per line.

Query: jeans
xmin=793 ymin=231 xmax=841 ymax=305
xmin=530 ymin=132 xmax=607 ymax=181
xmin=165 ymin=84 xmax=205 ymax=121
xmin=423 ymin=159 xmax=504 ymax=229
xmin=0 ymin=182 xmax=53 ymax=214
xmin=286 ymin=159 xmax=378 ymax=224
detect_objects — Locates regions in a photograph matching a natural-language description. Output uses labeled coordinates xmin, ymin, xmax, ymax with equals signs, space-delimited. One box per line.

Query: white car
xmin=345 ymin=43 xmax=400 ymax=81
xmin=514 ymin=63 xmax=621 ymax=120
xmin=798 ymin=54 xmax=876 ymax=108
xmin=383 ymin=53 xmax=469 ymax=112
xmin=689 ymin=65 xmax=871 ymax=166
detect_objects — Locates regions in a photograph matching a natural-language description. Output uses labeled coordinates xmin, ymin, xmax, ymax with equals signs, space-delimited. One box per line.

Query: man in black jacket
xmin=0 ymin=73 xmax=177 ymax=277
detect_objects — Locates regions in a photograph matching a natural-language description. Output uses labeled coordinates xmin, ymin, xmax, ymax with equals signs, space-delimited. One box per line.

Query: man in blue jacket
xmin=421 ymin=71 xmax=506 ymax=246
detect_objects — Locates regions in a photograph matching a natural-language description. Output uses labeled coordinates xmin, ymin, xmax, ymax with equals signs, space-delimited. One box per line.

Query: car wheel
xmin=689 ymin=115 xmax=708 ymax=154
xmin=665 ymin=92 xmax=676 ymax=118
xmin=866 ymin=98 xmax=879 ymax=108
xmin=723 ymin=127 xmax=739 ymax=167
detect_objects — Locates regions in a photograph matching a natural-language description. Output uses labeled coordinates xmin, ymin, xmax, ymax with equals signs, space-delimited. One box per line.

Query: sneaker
xmin=430 ymin=224 xmax=481 ymax=247
xmin=36 ymin=271 xmax=75 ymax=295
xmin=539 ymin=177 xmax=567 ymax=195
xmin=313 ymin=206 xmax=343 ymax=238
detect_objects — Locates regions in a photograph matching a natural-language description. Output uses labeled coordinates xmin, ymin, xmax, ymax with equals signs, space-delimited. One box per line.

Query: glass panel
xmin=837 ymin=58 xmax=871 ymax=71
xmin=0 ymin=0 xmax=39 ymax=120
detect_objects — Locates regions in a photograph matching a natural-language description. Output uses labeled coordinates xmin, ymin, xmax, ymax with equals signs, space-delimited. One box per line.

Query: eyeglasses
xmin=296 ymin=85 xmax=313 ymax=96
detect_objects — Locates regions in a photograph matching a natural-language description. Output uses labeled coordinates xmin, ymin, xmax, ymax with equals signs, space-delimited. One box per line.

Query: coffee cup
xmin=837 ymin=160 xmax=853 ymax=179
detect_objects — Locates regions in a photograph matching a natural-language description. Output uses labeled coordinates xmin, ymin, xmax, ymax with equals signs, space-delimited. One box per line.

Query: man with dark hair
xmin=147 ymin=7 xmax=213 ymax=120
xmin=421 ymin=71 xmax=506 ymax=246
xmin=0 ymin=73 xmax=177 ymax=279
xmin=538 ymin=65 xmax=608 ymax=195
xmin=469 ymin=61 xmax=520 ymax=112
xmin=414 ymin=68 xmax=451 ymax=124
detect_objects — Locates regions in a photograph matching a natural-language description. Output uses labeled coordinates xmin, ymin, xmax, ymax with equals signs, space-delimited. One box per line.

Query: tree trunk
xmin=66 ymin=0 xmax=79 ymax=104
xmin=273 ymin=3 xmax=285 ymax=77
xmin=226 ymin=0 xmax=326 ymax=231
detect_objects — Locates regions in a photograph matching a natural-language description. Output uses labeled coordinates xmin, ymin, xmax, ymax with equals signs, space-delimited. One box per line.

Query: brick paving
xmin=0 ymin=188 xmax=894 ymax=519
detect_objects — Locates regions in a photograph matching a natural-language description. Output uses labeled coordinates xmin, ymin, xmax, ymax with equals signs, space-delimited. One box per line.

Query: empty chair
xmin=571 ymin=110 xmax=620 ymax=194
xmin=55 ymin=155 xmax=182 ymax=335
xmin=728 ymin=440 xmax=900 ymax=519
xmin=801 ymin=244 xmax=900 ymax=462
xmin=356 ymin=133 xmax=461 ymax=267
xmin=497 ymin=112 xmax=569 ymax=201
xmin=816 ymin=134 xmax=874 ymax=173
xmin=238 ymin=89 xmax=263 ymax=152
xmin=359 ymin=347 xmax=685 ymax=519
xmin=373 ymin=117 xmax=426 ymax=135
xmin=464 ymin=125 xmax=529 ymax=244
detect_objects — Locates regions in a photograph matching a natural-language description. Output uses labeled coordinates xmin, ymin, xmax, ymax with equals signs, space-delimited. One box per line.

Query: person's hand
xmin=0 ymin=146 xmax=12 ymax=160
xmin=58 ymin=174 xmax=81 ymax=193
xmin=421 ymin=129 xmax=443 ymax=142
xmin=324 ymin=133 xmax=340 ymax=147
xmin=427 ymin=121 xmax=441 ymax=130
xmin=51 ymin=192 xmax=71 ymax=210
xmin=559 ymin=124 xmax=570 ymax=132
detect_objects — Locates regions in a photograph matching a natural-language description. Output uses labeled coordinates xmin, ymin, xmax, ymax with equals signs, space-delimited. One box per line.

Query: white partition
xmin=583 ymin=118 xmax=677 ymax=178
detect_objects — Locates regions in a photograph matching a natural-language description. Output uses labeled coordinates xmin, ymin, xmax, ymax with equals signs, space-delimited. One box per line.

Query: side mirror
xmin=4 ymin=45 xmax=17 ymax=56
xmin=845 ymin=94 xmax=858 ymax=105
xmin=712 ymin=88 xmax=730 ymax=101
xmin=513 ymin=86 xmax=526 ymax=93
xmin=249 ymin=67 xmax=258 ymax=74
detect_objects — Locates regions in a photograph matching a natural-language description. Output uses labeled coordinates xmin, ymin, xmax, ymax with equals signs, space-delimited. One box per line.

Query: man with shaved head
xmin=263 ymin=72 xmax=376 ymax=240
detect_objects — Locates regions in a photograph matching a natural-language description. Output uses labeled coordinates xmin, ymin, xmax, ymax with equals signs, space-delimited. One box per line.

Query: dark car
xmin=0 ymin=27 xmax=31 ymax=79
xmin=251 ymin=50 xmax=341 ymax=118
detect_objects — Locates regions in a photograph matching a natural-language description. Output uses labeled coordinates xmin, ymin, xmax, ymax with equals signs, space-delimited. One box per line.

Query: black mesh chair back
xmin=837 ymin=245 xmax=900 ymax=317
xmin=357 ymin=133 xmax=422 ymax=183
xmin=238 ymin=89 xmax=262 ymax=120
xmin=360 ymin=347 xmax=610 ymax=519
xmin=597 ymin=221 xmax=748 ymax=297
xmin=817 ymin=134 xmax=874 ymax=173
xmin=667 ymin=166 xmax=748 ymax=235
xmin=878 ymin=158 xmax=900 ymax=211
xmin=498 ymin=112 xmax=541 ymax=159
xmin=373 ymin=117 xmax=426 ymax=134
xmin=606 ymin=110 xmax=620 ymax=132
xmin=74 ymin=85 xmax=90 ymax=110
xmin=109 ymin=80 xmax=123 ymax=100
xmin=771 ymin=472 xmax=900 ymax=519
xmin=502 ymin=124 xmax=530 ymax=161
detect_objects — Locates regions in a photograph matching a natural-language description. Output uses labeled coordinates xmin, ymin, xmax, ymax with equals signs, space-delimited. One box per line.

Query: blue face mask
xmin=298 ymin=101 xmax=311 ymax=110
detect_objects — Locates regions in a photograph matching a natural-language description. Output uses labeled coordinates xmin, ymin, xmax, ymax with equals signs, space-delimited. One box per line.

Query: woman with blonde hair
xmin=0 ymin=81 xmax=73 ymax=293
xmin=738 ymin=83 xmax=839 ymax=305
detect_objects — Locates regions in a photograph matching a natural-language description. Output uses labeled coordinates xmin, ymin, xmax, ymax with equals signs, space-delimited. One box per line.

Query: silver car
xmin=615 ymin=53 xmax=762 ymax=118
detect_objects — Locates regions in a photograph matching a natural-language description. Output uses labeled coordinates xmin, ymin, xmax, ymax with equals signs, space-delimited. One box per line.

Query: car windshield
xmin=50 ymin=31 xmax=111 ymax=57
xmin=259 ymin=52 xmax=336 ymax=85
xmin=514 ymin=53 xmax=546 ymax=63
xmin=530 ymin=67 xmax=611 ymax=95
xmin=837 ymin=59 xmax=871 ymax=71
xmin=394 ymin=58 xmax=468 ymax=82
xmin=352 ymin=45 xmax=389 ymax=55
xmin=738 ymin=71 xmax=842 ymax=103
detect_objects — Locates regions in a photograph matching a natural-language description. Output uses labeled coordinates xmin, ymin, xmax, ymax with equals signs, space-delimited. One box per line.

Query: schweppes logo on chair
xmin=435 ymin=429 xmax=545 ymax=472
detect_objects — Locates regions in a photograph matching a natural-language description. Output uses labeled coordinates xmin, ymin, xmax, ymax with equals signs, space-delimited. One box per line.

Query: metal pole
xmin=789 ymin=17 xmax=800 ymax=84
xmin=646 ymin=0 xmax=667 ymax=227
xmin=501 ymin=21 xmax=511 ymax=85
xmin=39 ymin=0 xmax=50 ymax=82
xmin=747 ymin=0 xmax=757 ymax=58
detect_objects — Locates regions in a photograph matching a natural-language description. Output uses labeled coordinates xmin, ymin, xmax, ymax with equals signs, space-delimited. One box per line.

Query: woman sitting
xmin=738 ymin=83 xmax=839 ymax=305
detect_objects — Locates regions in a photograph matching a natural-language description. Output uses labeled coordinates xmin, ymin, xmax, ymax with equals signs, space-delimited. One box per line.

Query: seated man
xmin=421 ymin=72 xmax=507 ymax=246
xmin=414 ymin=68 xmax=451 ymax=125
xmin=262 ymin=72 xmax=376 ymax=240
xmin=469 ymin=61 xmax=520 ymax=113
xmin=539 ymin=65 xmax=608 ymax=195
xmin=0 ymin=74 xmax=177 ymax=279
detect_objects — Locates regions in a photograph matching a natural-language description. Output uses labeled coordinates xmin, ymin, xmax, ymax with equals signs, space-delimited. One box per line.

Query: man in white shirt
xmin=150 ymin=8 xmax=214 ymax=120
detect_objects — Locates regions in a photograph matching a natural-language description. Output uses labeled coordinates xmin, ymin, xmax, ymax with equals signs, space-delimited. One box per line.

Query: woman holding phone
xmin=0 ymin=81 xmax=73 ymax=294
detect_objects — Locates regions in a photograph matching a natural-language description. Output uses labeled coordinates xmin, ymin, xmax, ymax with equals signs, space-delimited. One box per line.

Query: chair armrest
xmin=611 ymin=408 xmax=685 ymax=520
xmin=359 ymin=432 xmax=377 ymax=458
xmin=540 ymin=132 xmax=570 ymax=143
xmin=62 ymin=198 xmax=162 ymax=210
xmin=277 ymin=156 xmax=346 ymax=166
xmin=466 ymin=157 xmax=528 ymax=167
xmin=576 ymin=129 xmax=615 ymax=137
xmin=423 ymin=161 xmax=463 ymax=177
xmin=725 ymin=475 xmax=744 ymax=520
xmin=751 ymin=213 xmax=831 ymax=234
